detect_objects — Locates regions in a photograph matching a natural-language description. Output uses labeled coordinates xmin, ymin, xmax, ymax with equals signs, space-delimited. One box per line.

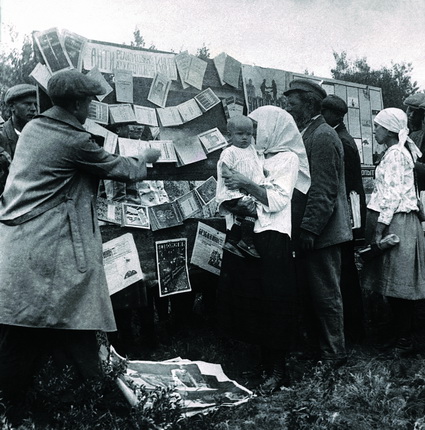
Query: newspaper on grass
xmin=190 ymin=222 xmax=225 ymax=276
xmin=102 ymin=233 xmax=144 ymax=295
xmin=102 ymin=345 xmax=254 ymax=418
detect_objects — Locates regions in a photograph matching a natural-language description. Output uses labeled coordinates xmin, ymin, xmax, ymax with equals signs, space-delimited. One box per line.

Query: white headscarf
xmin=248 ymin=106 xmax=311 ymax=194
xmin=374 ymin=107 xmax=422 ymax=161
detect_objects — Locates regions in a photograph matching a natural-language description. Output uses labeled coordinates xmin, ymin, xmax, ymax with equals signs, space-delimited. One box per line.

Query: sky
xmin=1 ymin=0 xmax=425 ymax=90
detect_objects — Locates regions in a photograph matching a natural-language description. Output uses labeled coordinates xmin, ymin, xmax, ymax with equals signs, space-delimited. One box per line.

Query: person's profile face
xmin=406 ymin=106 xmax=424 ymax=131
xmin=285 ymin=92 xmax=306 ymax=126
xmin=11 ymin=95 xmax=37 ymax=124
xmin=373 ymin=123 xmax=388 ymax=145
xmin=321 ymin=108 xmax=340 ymax=127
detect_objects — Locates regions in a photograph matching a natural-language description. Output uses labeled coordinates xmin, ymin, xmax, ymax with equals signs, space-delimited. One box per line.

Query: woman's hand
xmin=373 ymin=221 xmax=386 ymax=248
xmin=223 ymin=169 xmax=249 ymax=191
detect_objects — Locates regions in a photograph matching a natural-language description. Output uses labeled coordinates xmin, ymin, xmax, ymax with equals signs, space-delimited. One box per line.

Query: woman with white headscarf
xmin=363 ymin=107 xmax=425 ymax=354
xmin=217 ymin=106 xmax=310 ymax=393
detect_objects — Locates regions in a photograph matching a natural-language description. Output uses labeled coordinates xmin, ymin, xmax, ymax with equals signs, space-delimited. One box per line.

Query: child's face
xmin=228 ymin=122 xmax=253 ymax=149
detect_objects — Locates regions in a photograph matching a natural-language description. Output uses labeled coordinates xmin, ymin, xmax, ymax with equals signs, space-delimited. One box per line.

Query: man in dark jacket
xmin=0 ymin=84 xmax=37 ymax=193
xmin=285 ymin=79 xmax=352 ymax=365
xmin=322 ymin=94 xmax=366 ymax=343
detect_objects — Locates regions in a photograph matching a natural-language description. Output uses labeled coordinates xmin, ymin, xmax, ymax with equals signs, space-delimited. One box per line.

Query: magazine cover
xmin=156 ymin=238 xmax=191 ymax=297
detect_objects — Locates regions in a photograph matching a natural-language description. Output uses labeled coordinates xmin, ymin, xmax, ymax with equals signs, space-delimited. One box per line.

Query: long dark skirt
xmin=217 ymin=230 xmax=298 ymax=350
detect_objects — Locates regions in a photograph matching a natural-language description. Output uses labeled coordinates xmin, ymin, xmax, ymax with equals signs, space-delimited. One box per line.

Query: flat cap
xmin=4 ymin=84 xmax=37 ymax=105
xmin=47 ymin=69 xmax=106 ymax=100
xmin=284 ymin=79 xmax=327 ymax=100
xmin=404 ymin=93 xmax=425 ymax=110
xmin=322 ymin=94 xmax=348 ymax=114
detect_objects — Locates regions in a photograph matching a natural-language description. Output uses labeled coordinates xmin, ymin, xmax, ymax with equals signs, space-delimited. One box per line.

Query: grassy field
xmin=2 ymin=295 xmax=425 ymax=429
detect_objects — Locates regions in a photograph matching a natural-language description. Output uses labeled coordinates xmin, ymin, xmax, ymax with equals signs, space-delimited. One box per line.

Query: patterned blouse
xmin=367 ymin=145 xmax=418 ymax=225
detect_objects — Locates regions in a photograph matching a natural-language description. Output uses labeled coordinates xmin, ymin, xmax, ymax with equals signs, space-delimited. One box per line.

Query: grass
xmin=2 ymin=296 xmax=425 ymax=429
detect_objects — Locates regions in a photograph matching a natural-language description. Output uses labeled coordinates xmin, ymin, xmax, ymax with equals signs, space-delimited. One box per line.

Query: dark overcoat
xmin=292 ymin=116 xmax=352 ymax=249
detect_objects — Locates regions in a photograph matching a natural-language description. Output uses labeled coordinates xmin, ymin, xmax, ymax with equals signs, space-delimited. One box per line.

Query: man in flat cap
xmin=404 ymin=93 xmax=425 ymax=143
xmin=0 ymin=69 xmax=160 ymax=422
xmin=284 ymin=79 xmax=352 ymax=366
xmin=0 ymin=84 xmax=37 ymax=193
xmin=322 ymin=94 xmax=366 ymax=343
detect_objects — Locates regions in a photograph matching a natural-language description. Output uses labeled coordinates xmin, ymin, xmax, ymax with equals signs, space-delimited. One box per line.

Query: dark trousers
xmin=296 ymin=244 xmax=346 ymax=359
xmin=340 ymin=240 xmax=366 ymax=342
xmin=0 ymin=324 xmax=102 ymax=404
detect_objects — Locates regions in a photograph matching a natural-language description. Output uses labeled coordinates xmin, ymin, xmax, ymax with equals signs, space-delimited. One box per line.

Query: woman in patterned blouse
xmin=362 ymin=107 xmax=425 ymax=355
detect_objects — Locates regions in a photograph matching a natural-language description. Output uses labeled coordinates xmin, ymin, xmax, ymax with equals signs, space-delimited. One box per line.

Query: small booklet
xmin=88 ymin=101 xmax=109 ymax=125
xmin=156 ymin=238 xmax=191 ymax=297
xmin=195 ymin=176 xmax=218 ymax=205
xmin=222 ymin=96 xmax=245 ymax=119
xmin=194 ymin=88 xmax=221 ymax=112
xmin=149 ymin=140 xmax=178 ymax=163
xmin=173 ymin=136 xmax=207 ymax=167
xmin=29 ymin=63 xmax=52 ymax=92
xmin=175 ymin=190 xmax=204 ymax=220
xmin=156 ymin=106 xmax=183 ymax=127
xmin=177 ymin=98 xmax=203 ymax=123
xmin=33 ymin=27 xmax=74 ymax=74
xmin=185 ymin=55 xmax=208 ymax=90
xmin=174 ymin=51 xmax=191 ymax=89
xmin=96 ymin=197 xmax=122 ymax=225
xmin=62 ymin=29 xmax=87 ymax=71
xmin=133 ymin=105 xmax=158 ymax=127
xmin=197 ymin=128 xmax=228 ymax=154
xmin=109 ymin=104 xmax=137 ymax=124
xmin=149 ymin=202 xmax=183 ymax=231
xmin=87 ymin=67 xmax=113 ymax=101
xmin=114 ymin=69 xmax=134 ymax=103
xmin=349 ymin=190 xmax=361 ymax=229
xmin=147 ymin=73 xmax=171 ymax=108
xmin=121 ymin=203 xmax=150 ymax=229
xmin=118 ymin=138 xmax=150 ymax=157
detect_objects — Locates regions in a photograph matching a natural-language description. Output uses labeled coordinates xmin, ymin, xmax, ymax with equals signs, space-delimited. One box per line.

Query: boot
xmin=259 ymin=351 xmax=288 ymax=394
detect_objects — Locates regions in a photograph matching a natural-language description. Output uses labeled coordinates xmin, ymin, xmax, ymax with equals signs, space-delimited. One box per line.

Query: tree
xmin=0 ymin=28 xmax=37 ymax=117
xmin=196 ymin=44 xmax=210 ymax=61
xmin=331 ymin=51 xmax=419 ymax=109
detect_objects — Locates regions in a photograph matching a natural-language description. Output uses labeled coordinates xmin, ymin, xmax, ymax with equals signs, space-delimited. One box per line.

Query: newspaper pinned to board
xmin=102 ymin=233 xmax=144 ymax=295
xmin=104 ymin=346 xmax=254 ymax=418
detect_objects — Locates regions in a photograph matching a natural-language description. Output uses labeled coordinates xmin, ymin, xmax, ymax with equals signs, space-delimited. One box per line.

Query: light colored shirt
xmin=253 ymin=151 xmax=299 ymax=236
xmin=367 ymin=145 xmax=418 ymax=225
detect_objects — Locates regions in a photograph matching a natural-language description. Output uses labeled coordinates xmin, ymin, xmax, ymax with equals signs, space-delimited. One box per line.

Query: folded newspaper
xmin=103 ymin=346 xmax=254 ymax=417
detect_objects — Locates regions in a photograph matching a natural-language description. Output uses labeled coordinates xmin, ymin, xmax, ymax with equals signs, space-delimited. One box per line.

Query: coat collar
xmin=2 ymin=118 xmax=18 ymax=141
xmin=302 ymin=115 xmax=326 ymax=141
xmin=38 ymin=106 xmax=86 ymax=132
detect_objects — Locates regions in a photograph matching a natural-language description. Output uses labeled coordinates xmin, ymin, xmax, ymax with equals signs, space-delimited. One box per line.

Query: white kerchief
xmin=375 ymin=107 xmax=422 ymax=161
xmin=248 ymin=106 xmax=311 ymax=194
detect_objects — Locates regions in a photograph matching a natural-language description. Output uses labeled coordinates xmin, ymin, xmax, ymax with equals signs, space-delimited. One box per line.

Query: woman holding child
xmin=217 ymin=106 xmax=310 ymax=392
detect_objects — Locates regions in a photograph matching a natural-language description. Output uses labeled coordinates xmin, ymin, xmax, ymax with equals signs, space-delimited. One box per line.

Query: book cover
xmin=29 ymin=63 xmax=52 ymax=92
xmin=114 ymin=69 xmax=134 ymax=103
xmin=147 ymin=73 xmax=171 ymax=108
xmin=185 ymin=55 xmax=207 ymax=90
xmin=173 ymin=136 xmax=207 ymax=167
xmin=197 ymin=128 xmax=228 ymax=154
xmin=176 ymin=190 xmax=204 ymax=220
xmin=121 ymin=203 xmax=150 ymax=229
xmin=133 ymin=105 xmax=158 ymax=127
xmin=33 ymin=28 xmax=74 ymax=74
xmin=194 ymin=88 xmax=221 ymax=112
xmin=62 ymin=29 xmax=87 ymax=71
xmin=156 ymin=238 xmax=191 ymax=297
xmin=96 ymin=197 xmax=122 ymax=225
xmin=156 ymin=106 xmax=183 ymax=127
xmin=195 ymin=176 xmax=218 ymax=205
xmin=177 ymin=98 xmax=203 ymax=123
xmin=148 ymin=140 xmax=178 ymax=163
xmin=87 ymin=66 xmax=113 ymax=101
xmin=148 ymin=202 xmax=183 ymax=231
xmin=109 ymin=104 xmax=137 ymax=124
xmin=88 ymin=100 xmax=109 ymax=125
